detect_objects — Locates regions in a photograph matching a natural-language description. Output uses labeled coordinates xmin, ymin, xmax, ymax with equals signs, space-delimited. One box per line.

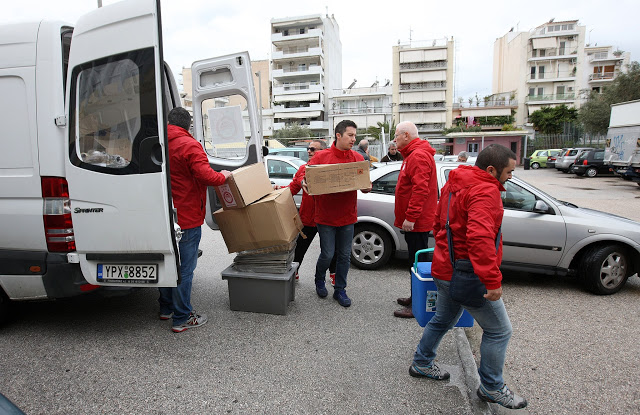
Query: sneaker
xmin=315 ymin=280 xmax=328 ymax=298
xmin=171 ymin=312 xmax=208 ymax=333
xmin=477 ymin=384 xmax=528 ymax=409
xmin=159 ymin=312 xmax=173 ymax=320
xmin=295 ymin=271 xmax=299 ymax=281
xmin=333 ymin=289 xmax=351 ymax=307
xmin=329 ymin=273 xmax=336 ymax=286
xmin=409 ymin=362 xmax=450 ymax=380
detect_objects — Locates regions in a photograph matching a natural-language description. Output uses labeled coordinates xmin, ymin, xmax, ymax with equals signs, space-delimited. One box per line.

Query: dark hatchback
xmin=571 ymin=149 xmax=614 ymax=177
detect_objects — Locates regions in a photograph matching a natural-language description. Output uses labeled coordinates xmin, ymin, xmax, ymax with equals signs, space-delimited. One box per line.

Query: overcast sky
xmin=4 ymin=0 xmax=639 ymax=100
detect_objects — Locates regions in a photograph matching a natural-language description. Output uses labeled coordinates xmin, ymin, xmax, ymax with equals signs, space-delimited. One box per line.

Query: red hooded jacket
xmin=306 ymin=144 xmax=365 ymax=227
xmin=394 ymin=138 xmax=438 ymax=232
xmin=167 ymin=124 xmax=227 ymax=229
xmin=431 ymin=165 xmax=505 ymax=290
xmin=288 ymin=164 xmax=315 ymax=227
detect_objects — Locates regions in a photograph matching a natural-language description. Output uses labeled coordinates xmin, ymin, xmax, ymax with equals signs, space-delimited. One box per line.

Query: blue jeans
xmin=315 ymin=223 xmax=354 ymax=291
xmin=158 ymin=226 xmax=202 ymax=326
xmin=413 ymin=278 xmax=513 ymax=390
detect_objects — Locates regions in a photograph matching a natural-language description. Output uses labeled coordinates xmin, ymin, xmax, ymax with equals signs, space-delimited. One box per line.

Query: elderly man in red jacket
xmin=306 ymin=120 xmax=371 ymax=307
xmin=159 ymin=107 xmax=230 ymax=333
xmin=409 ymin=144 xmax=527 ymax=410
xmin=392 ymin=121 xmax=438 ymax=318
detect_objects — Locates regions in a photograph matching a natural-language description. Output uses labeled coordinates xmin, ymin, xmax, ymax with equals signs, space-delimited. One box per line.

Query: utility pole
xmin=255 ymin=71 xmax=264 ymax=145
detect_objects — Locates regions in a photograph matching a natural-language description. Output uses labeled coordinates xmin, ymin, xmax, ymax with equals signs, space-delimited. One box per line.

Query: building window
xmin=557 ymin=86 xmax=565 ymax=96
xmin=559 ymin=41 xmax=566 ymax=55
xmin=539 ymin=49 xmax=546 ymax=57
xmin=468 ymin=143 xmax=479 ymax=153
xmin=530 ymin=66 xmax=536 ymax=79
xmin=529 ymin=88 xmax=535 ymax=96
xmin=532 ymin=49 xmax=537 ymax=58
xmin=537 ymin=87 xmax=544 ymax=96
xmin=539 ymin=66 xmax=545 ymax=79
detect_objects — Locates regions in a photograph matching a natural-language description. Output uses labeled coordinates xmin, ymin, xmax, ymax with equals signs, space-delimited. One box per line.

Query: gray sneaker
xmin=409 ymin=362 xmax=450 ymax=380
xmin=477 ymin=384 xmax=528 ymax=409
xmin=172 ymin=312 xmax=208 ymax=333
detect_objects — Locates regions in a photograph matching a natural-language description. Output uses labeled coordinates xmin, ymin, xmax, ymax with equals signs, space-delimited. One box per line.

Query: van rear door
xmin=64 ymin=0 xmax=179 ymax=287
xmin=189 ymin=53 xmax=263 ymax=229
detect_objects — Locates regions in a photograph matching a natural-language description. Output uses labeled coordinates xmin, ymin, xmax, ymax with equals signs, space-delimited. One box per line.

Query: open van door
xmin=190 ymin=53 xmax=264 ymax=229
xmin=64 ymin=0 xmax=180 ymax=287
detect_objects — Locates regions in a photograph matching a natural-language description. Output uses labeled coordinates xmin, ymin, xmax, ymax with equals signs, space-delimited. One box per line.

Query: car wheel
xmin=351 ymin=224 xmax=393 ymax=270
xmin=580 ymin=244 xmax=630 ymax=295
xmin=586 ymin=167 xmax=598 ymax=177
xmin=531 ymin=162 xmax=540 ymax=169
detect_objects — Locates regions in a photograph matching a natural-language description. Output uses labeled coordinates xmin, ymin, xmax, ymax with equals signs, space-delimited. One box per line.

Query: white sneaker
xmin=172 ymin=312 xmax=207 ymax=333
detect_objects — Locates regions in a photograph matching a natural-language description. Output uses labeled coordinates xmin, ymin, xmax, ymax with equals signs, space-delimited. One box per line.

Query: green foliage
xmin=579 ymin=61 xmax=640 ymax=135
xmin=501 ymin=124 xmax=518 ymax=131
xmin=442 ymin=124 xmax=482 ymax=135
xmin=529 ymin=105 xmax=578 ymax=134
xmin=365 ymin=120 xmax=397 ymax=141
xmin=272 ymin=123 xmax=313 ymax=139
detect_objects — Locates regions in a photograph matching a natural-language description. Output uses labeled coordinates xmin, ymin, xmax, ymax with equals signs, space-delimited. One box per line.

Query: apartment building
xmin=271 ymin=14 xmax=342 ymax=138
xmin=493 ymin=20 xmax=631 ymax=127
xmin=391 ymin=38 xmax=455 ymax=138
xmin=329 ymin=81 xmax=393 ymax=133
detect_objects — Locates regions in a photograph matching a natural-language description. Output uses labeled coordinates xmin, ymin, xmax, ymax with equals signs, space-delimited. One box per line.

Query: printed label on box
xmin=218 ymin=184 xmax=237 ymax=207
xmin=426 ymin=291 xmax=437 ymax=312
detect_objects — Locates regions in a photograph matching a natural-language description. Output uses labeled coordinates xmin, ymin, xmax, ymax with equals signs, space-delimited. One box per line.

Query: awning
xmin=461 ymin=108 xmax=512 ymax=117
xmin=532 ymin=37 xmax=557 ymax=49
xmin=274 ymin=93 xmax=320 ymax=102
xmin=274 ymin=111 xmax=322 ymax=119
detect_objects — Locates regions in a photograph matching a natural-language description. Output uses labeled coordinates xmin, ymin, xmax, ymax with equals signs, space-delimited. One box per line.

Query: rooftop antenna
xmin=325 ymin=6 xmax=328 ymax=17
xmin=409 ymin=27 xmax=413 ymax=46
xmin=347 ymin=79 xmax=357 ymax=89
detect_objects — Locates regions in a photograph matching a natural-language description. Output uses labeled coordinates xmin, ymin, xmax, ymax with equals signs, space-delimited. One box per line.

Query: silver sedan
xmin=352 ymin=161 xmax=640 ymax=295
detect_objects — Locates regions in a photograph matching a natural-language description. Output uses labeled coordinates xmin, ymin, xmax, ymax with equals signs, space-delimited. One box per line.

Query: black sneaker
xmin=315 ymin=280 xmax=328 ymax=298
xmin=409 ymin=362 xmax=450 ymax=380
xmin=477 ymin=384 xmax=528 ymax=409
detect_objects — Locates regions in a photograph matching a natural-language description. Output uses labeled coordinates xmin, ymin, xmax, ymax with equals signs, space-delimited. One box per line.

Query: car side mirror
xmin=533 ymin=200 xmax=551 ymax=214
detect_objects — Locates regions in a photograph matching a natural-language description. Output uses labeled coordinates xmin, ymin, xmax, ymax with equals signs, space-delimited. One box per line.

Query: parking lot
xmin=0 ymin=165 xmax=639 ymax=414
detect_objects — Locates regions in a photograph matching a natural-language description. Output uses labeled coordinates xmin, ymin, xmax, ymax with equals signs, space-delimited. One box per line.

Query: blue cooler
xmin=411 ymin=248 xmax=474 ymax=328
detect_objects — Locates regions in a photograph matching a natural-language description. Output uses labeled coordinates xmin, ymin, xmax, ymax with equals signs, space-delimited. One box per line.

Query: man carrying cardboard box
xmin=159 ymin=107 xmax=231 ymax=333
xmin=305 ymin=120 xmax=371 ymax=307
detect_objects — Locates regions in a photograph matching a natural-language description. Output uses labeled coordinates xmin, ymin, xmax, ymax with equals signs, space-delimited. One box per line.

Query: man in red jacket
xmin=409 ymin=144 xmax=527 ymax=410
xmin=306 ymin=120 xmax=371 ymax=307
xmin=392 ymin=121 xmax=438 ymax=318
xmin=159 ymin=107 xmax=231 ymax=333
xmin=287 ymin=139 xmax=336 ymax=282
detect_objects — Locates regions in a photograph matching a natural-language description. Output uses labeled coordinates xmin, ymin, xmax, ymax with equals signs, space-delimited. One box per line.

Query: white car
xmin=263 ymin=155 xmax=305 ymax=206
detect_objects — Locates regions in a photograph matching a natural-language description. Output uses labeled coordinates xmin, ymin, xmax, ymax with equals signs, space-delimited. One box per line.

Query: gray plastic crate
xmin=221 ymin=263 xmax=298 ymax=315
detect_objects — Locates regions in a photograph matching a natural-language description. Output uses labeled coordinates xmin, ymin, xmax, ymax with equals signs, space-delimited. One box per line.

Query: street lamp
xmin=255 ymin=71 xmax=264 ymax=144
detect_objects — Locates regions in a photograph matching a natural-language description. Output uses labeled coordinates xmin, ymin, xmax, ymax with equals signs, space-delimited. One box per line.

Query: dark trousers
xmin=295 ymin=225 xmax=336 ymax=273
xmin=404 ymin=231 xmax=431 ymax=298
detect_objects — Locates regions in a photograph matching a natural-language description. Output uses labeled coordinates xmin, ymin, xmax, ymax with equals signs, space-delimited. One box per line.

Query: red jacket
xmin=306 ymin=144 xmax=365 ymax=227
xmin=167 ymin=124 xmax=227 ymax=229
xmin=288 ymin=164 xmax=315 ymax=227
xmin=431 ymin=165 xmax=505 ymax=290
xmin=394 ymin=138 xmax=438 ymax=232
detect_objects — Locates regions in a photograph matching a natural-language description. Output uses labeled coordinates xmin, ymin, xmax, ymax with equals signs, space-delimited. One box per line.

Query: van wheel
xmin=0 ymin=289 xmax=11 ymax=326
xmin=580 ymin=244 xmax=630 ymax=295
xmin=351 ymin=224 xmax=393 ymax=270
xmin=531 ymin=162 xmax=540 ymax=169
xmin=586 ymin=167 xmax=598 ymax=177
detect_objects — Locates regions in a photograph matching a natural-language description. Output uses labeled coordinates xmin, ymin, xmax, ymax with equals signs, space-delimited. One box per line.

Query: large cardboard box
xmin=305 ymin=160 xmax=370 ymax=195
xmin=214 ymin=163 xmax=272 ymax=209
xmin=213 ymin=188 xmax=302 ymax=253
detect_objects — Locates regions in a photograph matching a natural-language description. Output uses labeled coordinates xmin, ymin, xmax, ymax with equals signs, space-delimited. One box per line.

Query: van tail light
xmin=42 ymin=177 xmax=76 ymax=252
xmin=583 ymin=160 xmax=588 ymax=165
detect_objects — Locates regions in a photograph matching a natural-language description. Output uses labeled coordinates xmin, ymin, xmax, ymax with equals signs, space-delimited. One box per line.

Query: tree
xmin=579 ymin=61 xmax=640 ymax=135
xmin=529 ymin=105 xmax=578 ymax=134
xmin=272 ymin=123 xmax=313 ymax=139
xmin=365 ymin=120 xmax=397 ymax=141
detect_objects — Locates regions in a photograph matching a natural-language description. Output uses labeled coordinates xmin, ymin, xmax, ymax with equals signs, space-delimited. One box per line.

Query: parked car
xmin=268 ymin=147 xmax=309 ymax=162
xmin=546 ymin=148 xmax=568 ymax=169
xmin=571 ymin=149 xmax=613 ymax=177
xmin=263 ymin=155 xmax=305 ymax=206
xmin=529 ymin=149 xmax=563 ymax=169
xmin=555 ymin=147 xmax=595 ymax=173
xmin=353 ymin=161 xmax=640 ymax=294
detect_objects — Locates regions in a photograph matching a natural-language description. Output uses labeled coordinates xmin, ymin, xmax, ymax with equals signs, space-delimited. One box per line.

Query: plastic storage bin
xmin=411 ymin=250 xmax=474 ymax=328
xmin=221 ymin=263 xmax=297 ymax=315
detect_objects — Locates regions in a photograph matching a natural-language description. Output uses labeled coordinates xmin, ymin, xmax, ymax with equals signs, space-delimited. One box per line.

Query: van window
xmin=68 ymin=48 xmax=158 ymax=174
xmin=61 ymin=28 xmax=73 ymax=98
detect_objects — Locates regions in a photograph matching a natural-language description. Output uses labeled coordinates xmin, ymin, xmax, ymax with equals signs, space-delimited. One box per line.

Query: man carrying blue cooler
xmin=408 ymin=144 xmax=528 ymax=410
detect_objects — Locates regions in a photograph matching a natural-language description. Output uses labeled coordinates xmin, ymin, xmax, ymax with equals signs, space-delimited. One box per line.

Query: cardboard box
xmin=213 ymin=188 xmax=302 ymax=253
xmin=214 ymin=163 xmax=273 ymax=209
xmin=305 ymin=160 xmax=370 ymax=195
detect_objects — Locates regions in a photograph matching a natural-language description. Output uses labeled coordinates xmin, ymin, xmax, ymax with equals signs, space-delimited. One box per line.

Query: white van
xmin=0 ymin=0 xmax=262 ymax=324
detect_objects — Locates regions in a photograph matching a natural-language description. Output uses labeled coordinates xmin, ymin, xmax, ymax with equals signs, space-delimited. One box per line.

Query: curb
xmin=453 ymin=327 xmax=492 ymax=414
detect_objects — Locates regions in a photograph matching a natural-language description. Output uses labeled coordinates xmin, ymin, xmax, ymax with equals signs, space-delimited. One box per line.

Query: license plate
xmin=97 ymin=264 xmax=158 ymax=283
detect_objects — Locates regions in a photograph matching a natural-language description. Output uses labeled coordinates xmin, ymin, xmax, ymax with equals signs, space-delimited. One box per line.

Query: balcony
xmin=416 ymin=123 xmax=445 ymax=132
xmin=589 ymin=53 xmax=624 ymax=62
xmin=525 ymin=93 xmax=575 ymax=103
xmin=527 ymin=71 xmax=576 ymax=83
xmin=330 ymin=107 xmax=386 ymax=116
xmin=399 ymin=81 xmax=447 ymax=91
xmin=272 ymin=46 xmax=322 ymax=60
xmin=589 ymin=72 xmax=616 ymax=82
xmin=273 ymin=102 xmax=324 ymax=112
xmin=271 ymin=28 xmax=323 ymax=45
xmin=453 ymin=99 xmax=518 ymax=109
xmin=528 ymin=48 xmax=578 ymax=61
xmin=399 ymin=60 xmax=447 ymax=72
xmin=399 ymin=102 xmax=446 ymax=112
xmin=272 ymin=65 xmax=323 ymax=79
xmin=272 ymin=82 xmax=323 ymax=96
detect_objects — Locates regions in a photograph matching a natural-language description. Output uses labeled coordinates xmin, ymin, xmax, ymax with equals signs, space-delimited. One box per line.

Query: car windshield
xmin=290 ymin=158 xmax=306 ymax=167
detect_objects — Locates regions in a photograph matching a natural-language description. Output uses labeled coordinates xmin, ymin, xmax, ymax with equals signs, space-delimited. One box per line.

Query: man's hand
xmin=484 ymin=287 xmax=502 ymax=301
xmin=360 ymin=182 xmax=373 ymax=193
xmin=301 ymin=179 xmax=309 ymax=194
xmin=220 ymin=170 xmax=232 ymax=180
xmin=401 ymin=219 xmax=415 ymax=232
